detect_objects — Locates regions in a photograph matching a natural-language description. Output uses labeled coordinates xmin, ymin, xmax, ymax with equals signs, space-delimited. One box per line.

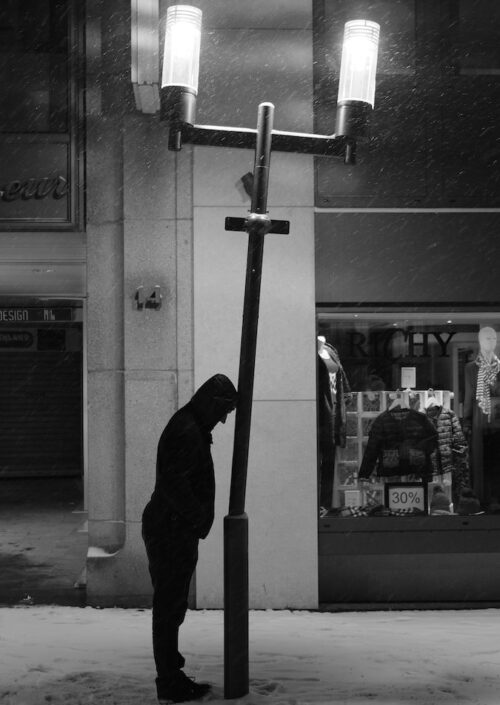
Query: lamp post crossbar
xmin=172 ymin=123 xmax=354 ymax=159
xmin=225 ymin=216 xmax=290 ymax=235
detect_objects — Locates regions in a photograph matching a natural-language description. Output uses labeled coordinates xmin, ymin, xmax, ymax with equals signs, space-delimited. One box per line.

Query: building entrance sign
xmin=0 ymin=140 xmax=74 ymax=228
xmin=0 ymin=331 xmax=34 ymax=348
xmin=1 ymin=175 xmax=69 ymax=202
xmin=0 ymin=308 xmax=73 ymax=322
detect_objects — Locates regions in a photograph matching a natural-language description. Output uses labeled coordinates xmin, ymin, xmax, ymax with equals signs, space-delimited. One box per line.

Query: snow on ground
xmin=1 ymin=607 xmax=500 ymax=704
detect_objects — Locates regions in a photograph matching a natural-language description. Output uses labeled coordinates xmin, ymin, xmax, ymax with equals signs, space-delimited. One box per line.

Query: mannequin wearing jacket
xmin=317 ymin=336 xmax=350 ymax=508
xmin=463 ymin=326 xmax=500 ymax=506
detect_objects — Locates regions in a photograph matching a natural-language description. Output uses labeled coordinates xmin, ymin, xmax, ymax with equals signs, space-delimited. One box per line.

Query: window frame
xmin=0 ymin=0 xmax=84 ymax=232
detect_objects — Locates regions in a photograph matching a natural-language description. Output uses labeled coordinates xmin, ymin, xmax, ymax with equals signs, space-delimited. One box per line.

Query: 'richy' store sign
xmin=0 ymin=139 xmax=74 ymax=229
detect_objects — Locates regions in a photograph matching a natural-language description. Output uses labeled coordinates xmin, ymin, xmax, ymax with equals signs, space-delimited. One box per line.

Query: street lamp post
xmin=223 ymin=100 xmax=291 ymax=698
xmin=160 ymin=6 xmax=380 ymax=699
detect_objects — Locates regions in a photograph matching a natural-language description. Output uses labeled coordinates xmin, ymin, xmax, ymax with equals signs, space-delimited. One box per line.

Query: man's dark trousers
xmin=143 ymin=521 xmax=199 ymax=694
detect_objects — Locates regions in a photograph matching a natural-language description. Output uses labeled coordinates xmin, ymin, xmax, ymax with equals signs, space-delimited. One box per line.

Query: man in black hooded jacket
xmin=142 ymin=374 xmax=238 ymax=704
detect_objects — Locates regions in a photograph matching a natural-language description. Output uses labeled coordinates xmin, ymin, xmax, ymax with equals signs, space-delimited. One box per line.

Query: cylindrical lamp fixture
xmin=335 ymin=20 xmax=380 ymax=140
xmin=160 ymin=4 xmax=202 ymax=145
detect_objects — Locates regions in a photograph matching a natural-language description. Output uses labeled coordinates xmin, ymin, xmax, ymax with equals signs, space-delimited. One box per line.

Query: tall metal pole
xmin=224 ymin=102 xmax=275 ymax=699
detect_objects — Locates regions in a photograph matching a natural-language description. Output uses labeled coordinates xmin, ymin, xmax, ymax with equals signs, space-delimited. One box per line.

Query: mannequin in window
xmin=463 ymin=326 xmax=500 ymax=507
xmin=316 ymin=336 xmax=350 ymax=509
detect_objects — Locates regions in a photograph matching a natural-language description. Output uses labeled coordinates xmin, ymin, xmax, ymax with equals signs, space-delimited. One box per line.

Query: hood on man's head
xmin=191 ymin=374 xmax=238 ymax=429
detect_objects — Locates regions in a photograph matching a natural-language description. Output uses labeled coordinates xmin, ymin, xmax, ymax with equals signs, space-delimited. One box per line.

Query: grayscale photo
xmin=1 ymin=1 xmax=500 ymax=704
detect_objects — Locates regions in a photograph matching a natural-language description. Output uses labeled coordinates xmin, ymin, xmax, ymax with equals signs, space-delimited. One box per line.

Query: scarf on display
xmin=475 ymin=352 xmax=500 ymax=419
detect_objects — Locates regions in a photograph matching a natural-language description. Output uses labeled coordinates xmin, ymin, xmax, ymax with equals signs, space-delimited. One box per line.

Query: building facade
xmin=1 ymin=0 xmax=500 ymax=608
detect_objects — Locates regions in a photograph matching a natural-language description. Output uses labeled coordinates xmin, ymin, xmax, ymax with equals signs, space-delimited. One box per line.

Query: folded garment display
xmin=326 ymin=504 xmax=427 ymax=517
xmin=429 ymin=485 xmax=452 ymax=514
xmin=456 ymin=487 xmax=484 ymax=515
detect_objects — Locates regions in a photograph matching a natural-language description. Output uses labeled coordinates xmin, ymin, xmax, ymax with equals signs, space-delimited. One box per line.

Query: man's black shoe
xmin=158 ymin=670 xmax=211 ymax=704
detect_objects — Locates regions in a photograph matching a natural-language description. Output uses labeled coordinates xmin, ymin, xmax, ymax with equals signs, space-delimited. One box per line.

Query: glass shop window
xmin=456 ymin=0 xmax=500 ymax=75
xmin=317 ymin=311 xmax=500 ymax=519
xmin=0 ymin=0 xmax=70 ymax=133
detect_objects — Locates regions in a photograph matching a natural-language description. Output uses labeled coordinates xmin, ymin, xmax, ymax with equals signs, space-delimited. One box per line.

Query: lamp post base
xmin=223 ymin=513 xmax=249 ymax=699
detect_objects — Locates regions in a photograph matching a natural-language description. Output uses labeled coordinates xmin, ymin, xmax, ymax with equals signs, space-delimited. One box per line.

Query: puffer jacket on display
xmin=425 ymin=404 xmax=468 ymax=474
xmin=359 ymin=407 xmax=439 ymax=479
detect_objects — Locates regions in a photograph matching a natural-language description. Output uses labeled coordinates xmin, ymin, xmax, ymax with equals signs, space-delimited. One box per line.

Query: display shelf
xmin=333 ymin=390 xmax=452 ymax=508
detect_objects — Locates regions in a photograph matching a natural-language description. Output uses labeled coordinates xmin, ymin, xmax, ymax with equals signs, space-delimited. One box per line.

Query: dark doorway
xmin=0 ymin=303 xmax=87 ymax=605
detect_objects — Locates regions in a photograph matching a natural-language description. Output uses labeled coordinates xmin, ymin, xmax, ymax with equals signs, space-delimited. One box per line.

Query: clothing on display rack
xmin=463 ymin=326 xmax=500 ymax=506
xmin=424 ymin=401 xmax=470 ymax=507
xmin=317 ymin=336 xmax=351 ymax=508
xmin=358 ymin=406 xmax=438 ymax=480
xmin=429 ymin=485 xmax=452 ymax=515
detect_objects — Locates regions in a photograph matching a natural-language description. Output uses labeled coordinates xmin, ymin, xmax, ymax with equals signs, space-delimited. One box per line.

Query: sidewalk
xmin=0 ymin=478 xmax=87 ymax=606
xmin=2 ymin=606 xmax=500 ymax=704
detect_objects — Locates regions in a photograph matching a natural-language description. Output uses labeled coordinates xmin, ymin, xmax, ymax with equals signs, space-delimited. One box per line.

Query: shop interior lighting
xmin=160 ymin=5 xmax=380 ymax=162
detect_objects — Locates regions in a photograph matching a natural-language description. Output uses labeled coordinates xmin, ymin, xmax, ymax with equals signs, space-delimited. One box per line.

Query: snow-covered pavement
xmin=1 ymin=606 xmax=500 ymax=704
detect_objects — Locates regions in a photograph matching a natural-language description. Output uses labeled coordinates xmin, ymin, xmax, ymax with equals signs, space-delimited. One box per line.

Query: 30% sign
xmin=386 ymin=484 xmax=425 ymax=512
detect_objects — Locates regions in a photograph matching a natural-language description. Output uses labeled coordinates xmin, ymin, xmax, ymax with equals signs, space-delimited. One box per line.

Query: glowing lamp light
xmin=162 ymin=4 xmax=202 ymax=93
xmin=338 ymin=20 xmax=380 ymax=106
xmin=335 ymin=20 xmax=380 ymax=138
xmin=160 ymin=5 xmax=202 ymax=134
xmin=158 ymin=5 xmax=379 ymax=159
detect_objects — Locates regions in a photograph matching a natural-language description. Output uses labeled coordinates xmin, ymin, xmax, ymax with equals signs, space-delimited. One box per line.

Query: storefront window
xmin=317 ymin=310 xmax=500 ymax=519
xmin=457 ymin=0 xmax=500 ymax=75
xmin=0 ymin=0 xmax=70 ymax=133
